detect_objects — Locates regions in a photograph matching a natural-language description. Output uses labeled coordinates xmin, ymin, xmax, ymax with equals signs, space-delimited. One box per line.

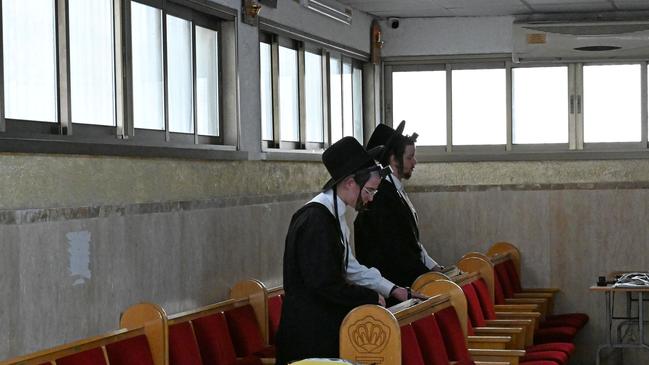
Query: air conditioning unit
xmin=512 ymin=20 xmax=649 ymax=63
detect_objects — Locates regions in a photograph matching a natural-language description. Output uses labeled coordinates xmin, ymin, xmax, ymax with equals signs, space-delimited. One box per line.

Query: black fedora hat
xmin=366 ymin=120 xmax=405 ymax=164
xmin=322 ymin=137 xmax=383 ymax=191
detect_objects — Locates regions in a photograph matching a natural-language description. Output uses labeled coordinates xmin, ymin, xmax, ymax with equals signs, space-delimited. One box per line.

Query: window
xmin=0 ymin=0 xmax=231 ymax=155
xmin=305 ymin=51 xmax=324 ymax=143
xmin=386 ymin=59 xmax=648 ymax=157
xmin=512 ymin=66 xmax=568 ymax=144
xmin=392 ymin=70 xmax=446 ymax=146
xmin=3 ymin=0 xmax=57 ymax=123
xmin=69 ymin=0 xmax=116 ymax=126
xmin=452 ymin=68 xmax=506 ymax=145
xmin=260 ymin=34 xmax=365 ymax=150
xmin=583 ymin=64 xmax=641 ymax=143
xmin=131 ymin=2 xmax=164 ymax=130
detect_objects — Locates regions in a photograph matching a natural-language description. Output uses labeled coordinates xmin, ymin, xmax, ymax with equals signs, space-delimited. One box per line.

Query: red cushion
xmin=534 ymin=326 xmax=577 ymax=344
xmin=192 ymin=312 xmax=240 ymax=365
xmin=268 ymin=295 xmax=283 ymax=345
xmin=169 ymin=322 xmax=203 ymax=365
xmin=434 ymin=308 xmax=472 ymax=363
xmin=412 ymin=315 xmax=450 ymax=365
xmin=472 ymin=279 xmax=497 ymax=320
xmin=462 ymin=284 xmax=487 ymax=327
xmin=494 ymin=273 xmax=506 ymax=305
xmin=400 ymin=325 xmax=425 ymax=365
xmin=495 ymin=263 xmax=515 ymax=298
xmin=57 ymin=348 xmax=107 ymax=365
xmin=225 ymin=305 xmax=266 ymax=357
xmin=544 ymin=313 xmax=589 ymax=329
xmin=521 ymin=350 xmax=568 ymax=365
xmin=504 ymin=259 xmax=523 ymax=293
xmin=526 ymin=342 xmax=575 ymax=355
xmin=105 ymin=335 xmax=155 ymax=365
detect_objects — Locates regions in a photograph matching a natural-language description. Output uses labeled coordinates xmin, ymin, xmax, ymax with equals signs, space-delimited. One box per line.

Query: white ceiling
xmin=336 ymin=0 xmax=649 ymax=18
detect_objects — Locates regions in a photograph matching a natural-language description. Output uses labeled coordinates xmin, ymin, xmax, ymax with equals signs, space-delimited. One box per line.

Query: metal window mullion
xmin=568 ymin=64 xmax=577 ymax=149
xmin=321 ymin=49 xmax=329 ymax=146
xmin=115 ymin=0 xmax=133 ymax=138
xmin=298 ymin=43 xmax=306 ymax=148
xmin=575 ymin=63 xmax=584 ymax=149
xmin=191 ymin=23 xmax=198 ymax=144
xmin=446 ymin=64 xmax=452 ymax=152
xmin=270 ymin=37 xmax=280 ymax=147
xmin=383 ymin=64 xmax=393 ymax=128
xmin=506 ymin=61 xmax=512 ymax=151
xmin=642 ymin=62 xmax=648 ymax=147
xmin=0 ymin=1 xmax=5 ymax=133
xmin=162 ymin=11 xmax=170 ymax=141
xmin=56 ymin=0 xmax=72 ymax=135
xmin=338 ymin=56 xmax=344 ymax=135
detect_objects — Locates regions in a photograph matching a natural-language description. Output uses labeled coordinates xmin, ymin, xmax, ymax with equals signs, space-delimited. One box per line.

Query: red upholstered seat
xmin=472 ymin=278 xmax=575 ymax=356
xmin=192 ymin=312 xmax=262 ymax=365
xmin=434 ymin=307 xmax=473 ymax=363
xmin=105 ymin=334 xmax=155 ymax=365
xmin=500 ymin=259 xmax=589 ymax=330
xmin=57 ymin=348 xmax=107 ymax=365
xmin=400 ymin=325 xmax=426 ymax=365
xmin=534 ymin=326 xmax=577 ymax=344
xmin=169 ymin=322 xmax=204 ymax=365
xmin=521 ymin=350 xmax=568 ymax=364
xmin=412 ymin=315 xmax=451 ymax=365
xmin=543 ymin=313 xmax=589 ymax=329
xmin=225 ymin=304 xmax=275 ymax=358
xmin=461 ymin=284 xmax=488 ymax=327
xmin=267 ymin=295 xmax=283 ymax=345
xmin=526 ymin=342 xmax=575 ymax=356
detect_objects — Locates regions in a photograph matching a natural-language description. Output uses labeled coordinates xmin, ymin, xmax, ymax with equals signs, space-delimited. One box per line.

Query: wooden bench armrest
xmin=468 ymin=335 xmax=512 ymax=349
xmin=259 ymin=358 xmax=275 ymax=365
xmin=495 ymin=312 xmax=540 ymax=329
xmin=469 ymin=348 xmax=525 ymax=365
xmin=494 ymin=304 xmax=540 ymax=312
xmin=483 ymin=319 xmax=533 ymax=346
xmin=504 ymin=298 xmax=548 ymax=316
xmin=473 ymin=326 xmax=526 ymax=349
xmin=474 ymin=362 xmax=511 ymax=365
xmin=512 ymin=292 xmax=553 ymax=299
xmin=519 ymin=288 xmax=560 ymax=293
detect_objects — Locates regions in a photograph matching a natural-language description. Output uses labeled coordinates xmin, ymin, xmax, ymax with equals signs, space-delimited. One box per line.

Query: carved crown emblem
xmin=347 ymin=316 xmax=391 ymax=353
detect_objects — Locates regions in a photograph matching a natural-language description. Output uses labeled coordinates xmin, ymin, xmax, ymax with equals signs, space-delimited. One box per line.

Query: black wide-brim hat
xmin=366 ymin=120 xmax=405 ymax=164
xmin=321 ymin=136 xmax=383 ymax=191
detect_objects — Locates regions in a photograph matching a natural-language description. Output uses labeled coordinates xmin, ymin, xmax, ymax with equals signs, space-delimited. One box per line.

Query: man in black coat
xmin=275 ymin=137 xmax=411 ymax=365
xmin=354 ymin=121 xmax=443 ymax=289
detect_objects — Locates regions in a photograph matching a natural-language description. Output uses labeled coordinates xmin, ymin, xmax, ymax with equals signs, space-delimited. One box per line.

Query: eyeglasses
xmin=363 ymin=187 xmax=378 ymax=197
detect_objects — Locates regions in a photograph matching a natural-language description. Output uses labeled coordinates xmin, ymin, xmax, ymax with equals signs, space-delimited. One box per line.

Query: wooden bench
xmin=0 ymin=303 xmax=166 ymax=365
xmin=339 ymin=292 xmax=524 ymax=365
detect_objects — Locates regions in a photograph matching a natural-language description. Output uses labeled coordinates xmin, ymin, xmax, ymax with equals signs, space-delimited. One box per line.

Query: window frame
xmin=0 ymin=0 xmax=239 ymax=159
xmin=384 ymin=55 xmax=649 ymax=161
xmin=258 ymin=19 xmax=369 ymax=152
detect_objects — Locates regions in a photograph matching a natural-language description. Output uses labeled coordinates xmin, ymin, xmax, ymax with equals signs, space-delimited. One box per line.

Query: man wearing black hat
xmin=275 ymin=137 xmax=411 ymax=365
xmin=354 ymin=121 xmax=442 ymax=291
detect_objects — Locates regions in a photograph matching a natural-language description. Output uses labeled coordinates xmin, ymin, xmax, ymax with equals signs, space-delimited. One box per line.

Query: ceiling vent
xmin=512 ymin=20 xmax=649 ymax=63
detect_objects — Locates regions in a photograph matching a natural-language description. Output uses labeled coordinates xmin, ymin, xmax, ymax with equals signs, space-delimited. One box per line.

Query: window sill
xmin=416 ymin=147 xmax=649 ymax=163
xmin=261 ymin=148 xmax=323 ymax=162
xmin=0 ymin=137 xmax=248 ymax=161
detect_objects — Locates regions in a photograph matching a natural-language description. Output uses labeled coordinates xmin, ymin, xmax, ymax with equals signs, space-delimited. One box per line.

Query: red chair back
xmin=105 ymin=335 xmax=155 ymax=365
xmin=412 ymin=315 xmax=450 ymax=365
xmin=400 ymin=325 xmax=426 ymax=365
xmin=434 ymin=307 xmax=472 ymax=363
xmin=169 ymin=322 xmax=204 ymax=365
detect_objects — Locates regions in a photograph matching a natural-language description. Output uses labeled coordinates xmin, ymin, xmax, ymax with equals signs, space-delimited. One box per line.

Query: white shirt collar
xmin=308 ymin=189 xmax=347 ymax=219
xmin=386 ymin=173 xmax=404 ymax=192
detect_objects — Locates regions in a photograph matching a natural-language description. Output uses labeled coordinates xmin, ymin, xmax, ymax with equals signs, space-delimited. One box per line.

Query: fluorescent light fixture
xmin=302 ymin=0 xmax=352 ymax=25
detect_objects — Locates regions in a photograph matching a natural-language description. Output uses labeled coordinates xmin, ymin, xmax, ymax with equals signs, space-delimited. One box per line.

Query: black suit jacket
xmin=354 ymin=178 xmax=431 ymax=288
xmin=276 ymin=202 xmax=378 ymax=365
